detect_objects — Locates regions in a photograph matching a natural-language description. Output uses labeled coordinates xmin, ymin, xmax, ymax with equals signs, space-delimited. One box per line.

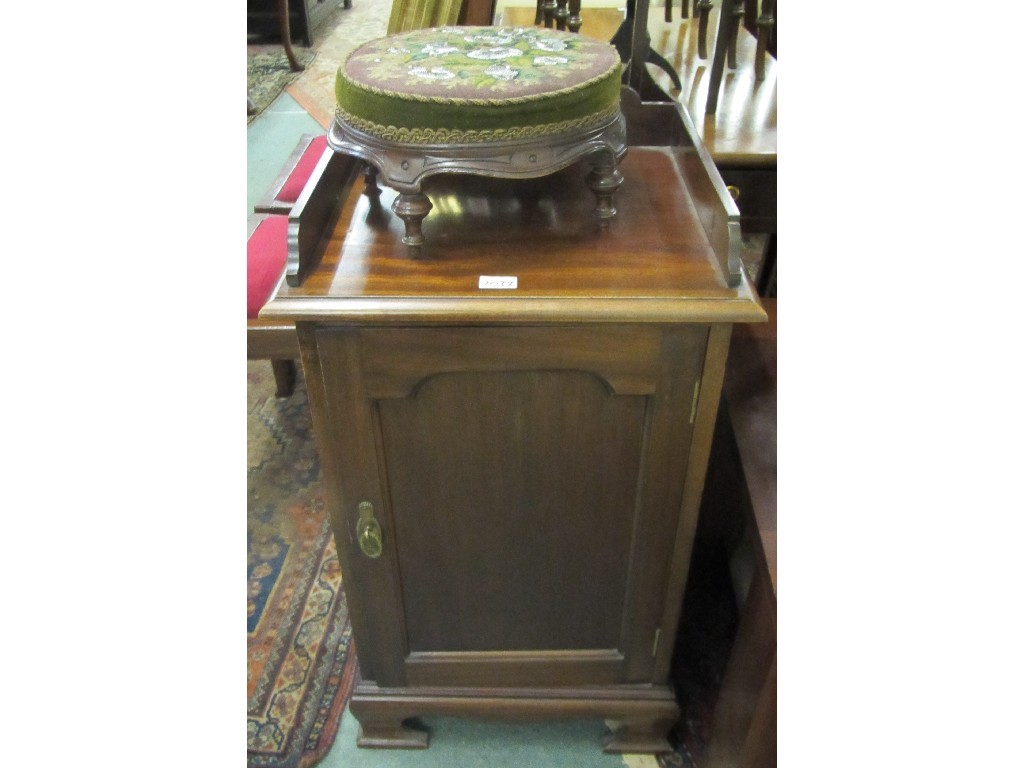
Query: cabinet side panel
xmin=378 ymin=370 xmax=645 ymax=654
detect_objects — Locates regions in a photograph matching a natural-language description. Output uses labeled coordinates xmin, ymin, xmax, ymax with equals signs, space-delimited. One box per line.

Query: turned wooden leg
xmin=586 ymin=158 xmax=624 ymax=227
xmin=682 ymin=0 xmax=690 ymax=19
xmin=555 ymin=0 xmax=568 ymax=29
xmin=270 ymin=359 xmax=296 ymax=398
xmin=568 ymin=0 xmax=581 ymax=32
xmin=362 ymin=163 xmax=381 ymax=197
xmin=542 ymin=0 xmax=556 ymax=28
xmin=665 ymin=0 xmax=672 ymax=22
xmin=391 ymin=192 xmax=433 ymax=258
xmin=697 ymin=0 xmax=714 ymax=59
xmin=535 ymin=0 xmax=544 ymax=25
xmin=361 ymin=164 xmax=389 ymax=229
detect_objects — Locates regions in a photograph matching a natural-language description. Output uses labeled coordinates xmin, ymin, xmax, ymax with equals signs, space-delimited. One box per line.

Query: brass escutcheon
xmin=357 ymin=501 xmax=383 ymax=558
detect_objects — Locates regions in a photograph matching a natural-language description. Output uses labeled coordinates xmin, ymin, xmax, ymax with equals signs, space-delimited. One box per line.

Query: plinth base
xmin=349 ymin=681 xmax=679 ymax=753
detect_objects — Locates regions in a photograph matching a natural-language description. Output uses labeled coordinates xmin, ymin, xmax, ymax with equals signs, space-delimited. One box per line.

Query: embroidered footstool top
xmin=334 ymin=26 xmax=622 ymax=144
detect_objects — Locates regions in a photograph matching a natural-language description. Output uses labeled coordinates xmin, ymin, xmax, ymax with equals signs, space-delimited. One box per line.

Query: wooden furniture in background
xmin=497 ymin=3 xmax=776 ymax=292
xmin=262 ymin=89 xmax=765 ymax=753
xmin=277 ymin=0 xmax=304 ymax=71
xmin=460 ymin=0 xmax=498 ymax=24
xmin=643 ymin=3 xmax=777 ymax=293
xmin=247 ymin=0 xmax=350 ymax=48
xmin=706 ymin=0 xmax=777 ymax=111
xmin=665 ymin=0 xmax=695 ymax=22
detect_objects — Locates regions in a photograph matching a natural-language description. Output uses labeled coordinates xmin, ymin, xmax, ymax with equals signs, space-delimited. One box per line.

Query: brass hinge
xmin=689 ymin=380 xmax=701 ymax=424
xmin=652 ymin=628 xmax=662 ymax=658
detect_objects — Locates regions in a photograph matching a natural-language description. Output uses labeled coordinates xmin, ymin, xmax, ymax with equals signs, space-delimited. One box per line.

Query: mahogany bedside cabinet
xmin=261 ymin=87 xmax=766 ymax=754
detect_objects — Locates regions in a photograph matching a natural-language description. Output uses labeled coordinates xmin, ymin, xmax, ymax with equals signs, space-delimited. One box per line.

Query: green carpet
xmin=321 ymin=706 xmax=650 ymax=768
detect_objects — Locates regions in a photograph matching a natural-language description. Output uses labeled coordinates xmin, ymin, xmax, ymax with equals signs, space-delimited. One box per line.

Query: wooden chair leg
xmin=754 ymin=0 xmax=775 ymax=81
xmin=705 ymin=0 xmax=735 ymax=113
xmin=542 ymin=0 xmax=556 ymax=27
xmin=555 ymin=0 xmax=568 ymax=29
xmin=567 ymin=0 xmax=581 ymax=32
xmin=727 ymin=1 xmax=744 ymax=69
xmin=270 ymin=359 xmax=297 ymax=398
xmin=277 ymin=0 xmax=304 ymax=72
xmin=697 ymin=0 xmax=714 ymax=59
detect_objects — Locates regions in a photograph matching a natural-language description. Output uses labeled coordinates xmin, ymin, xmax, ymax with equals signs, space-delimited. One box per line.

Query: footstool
xmin=328 ymin=25 xmax=627 ymax=257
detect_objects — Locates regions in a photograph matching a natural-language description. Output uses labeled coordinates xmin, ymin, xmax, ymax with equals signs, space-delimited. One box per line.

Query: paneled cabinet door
xmin=309 ymin=324 xmax=709 ymax=690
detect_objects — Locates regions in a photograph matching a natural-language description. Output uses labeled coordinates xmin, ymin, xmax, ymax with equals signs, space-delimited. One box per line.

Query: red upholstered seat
xmin=247 ymin=214 xmax=288 ymax=318
xmin=275 ymin=135 xmax=328 ymax=204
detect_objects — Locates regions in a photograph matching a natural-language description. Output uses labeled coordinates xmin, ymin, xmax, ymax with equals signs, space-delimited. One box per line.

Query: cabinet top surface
xmin=264 ymin=147 xmax=765 ymax=325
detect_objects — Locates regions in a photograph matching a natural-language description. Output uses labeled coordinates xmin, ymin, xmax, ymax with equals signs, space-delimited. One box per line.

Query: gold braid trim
xmin=335 ymin=102 xmax=620 ymax=145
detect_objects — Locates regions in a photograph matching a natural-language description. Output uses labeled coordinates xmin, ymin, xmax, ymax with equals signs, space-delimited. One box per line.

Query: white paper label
xmin=478 ymin=275 xmax=518 ymax=290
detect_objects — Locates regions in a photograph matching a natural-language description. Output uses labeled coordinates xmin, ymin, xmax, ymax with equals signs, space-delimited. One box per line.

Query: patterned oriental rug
xmin=247 ymin=361 xmax=357 ymax=768
xmin=248 ymin=50 xmax=317 ymax=122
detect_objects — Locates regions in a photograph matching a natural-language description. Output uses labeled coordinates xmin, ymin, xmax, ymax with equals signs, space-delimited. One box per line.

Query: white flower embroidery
xmin=533 ymin=56 xmax=569 ymax=66
xmin=485 ymin=63 xmax=520 ymax=81
xmin=408 ymin=65 xmax=456 ymax=80
xmin=422 ymin=42 xmax=459 ymax=56
xmin=467 ymin=47 xmax=522 ymax=60
xmin=464 ymin=33 xmax=516 ymax=46
xmin=534 ymin=38 xmax=568 ymax=52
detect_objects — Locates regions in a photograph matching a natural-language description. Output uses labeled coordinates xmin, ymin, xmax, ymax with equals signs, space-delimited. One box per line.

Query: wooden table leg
xmin=277 ymin=0 xmax=304 ymax=72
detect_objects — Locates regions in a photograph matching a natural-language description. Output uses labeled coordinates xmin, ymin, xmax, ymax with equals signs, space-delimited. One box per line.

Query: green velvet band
xmin=336 ymin=68 xmax=620 ymax=139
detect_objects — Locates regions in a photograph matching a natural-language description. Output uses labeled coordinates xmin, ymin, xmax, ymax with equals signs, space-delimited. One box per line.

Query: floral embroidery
xmin=467 ymin=47 xmax=521 ymax=60
xmin=485 ymin=63 xmax=519 ymax=81
xmin=422 ymin=42 xmax=459 ymax=56
xmin=344 ymin=26 xmax=618 ymax=97
xmin=408 ymin=65 xmax=456 ymax=81
xmin=463 ymin=32 xmax=517 ymax=45
xmin=534 ymin=37 xmax=569 ymax=52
